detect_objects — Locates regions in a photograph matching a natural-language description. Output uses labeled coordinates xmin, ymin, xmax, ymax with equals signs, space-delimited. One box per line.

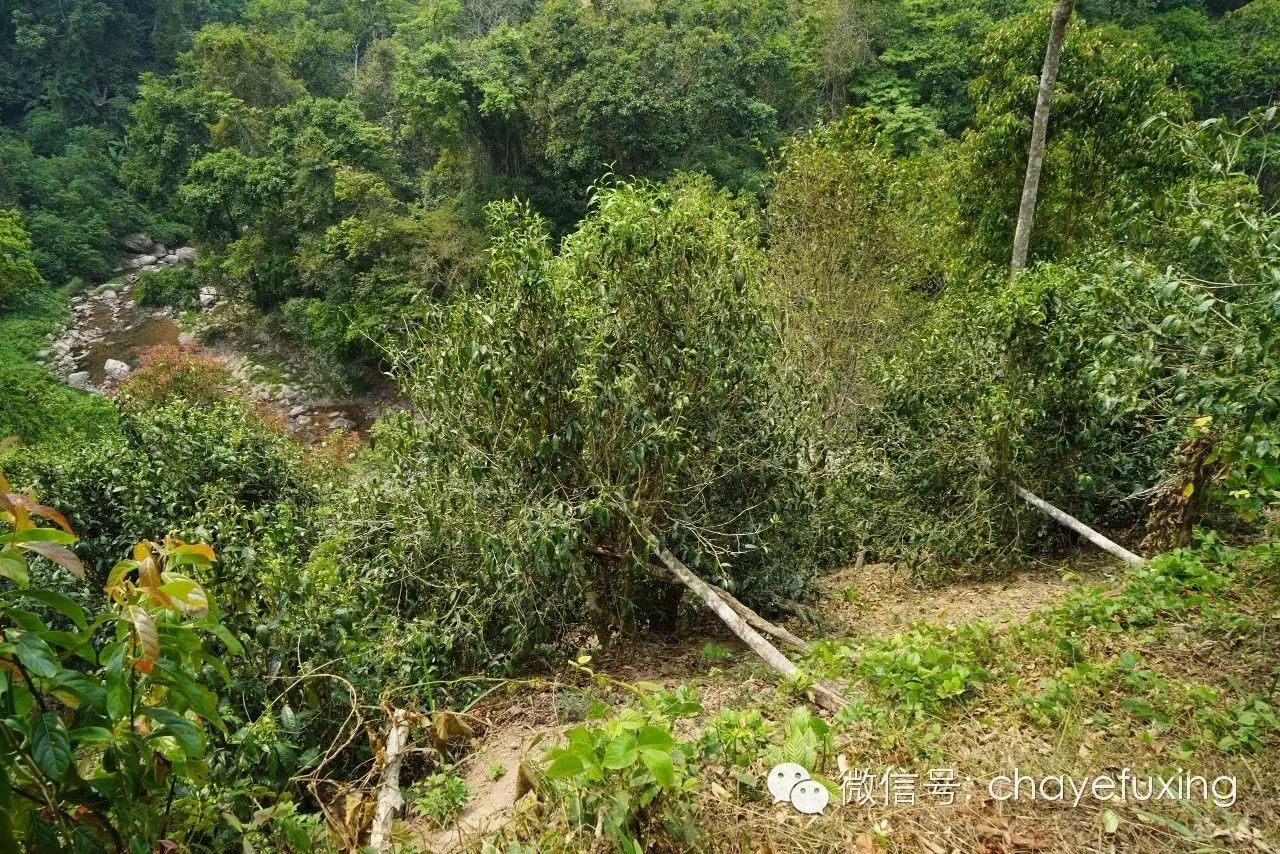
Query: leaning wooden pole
xmin=1014 ymin=484 xmax=1143 ymax=566
xmin=642 ymin=530 xmax=846 ymax=712
xmin=1011 ymin=0 xmax=1076 ymax=271
xmin=713 ymin=586 xmax=811 ymax=653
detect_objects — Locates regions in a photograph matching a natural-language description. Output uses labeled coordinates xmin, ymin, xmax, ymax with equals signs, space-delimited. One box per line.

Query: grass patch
xmin=0 ymin=286 xmax=118 ymax=445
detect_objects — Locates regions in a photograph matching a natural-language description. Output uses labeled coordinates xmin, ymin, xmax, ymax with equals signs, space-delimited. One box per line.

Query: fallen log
xmin=642 ymin=530 xmax=846 ymax=712
xmin=1014 ymin=484 xmax=1143 ymax=567
xmin=370 ymin=708 xmax=411 ymax=852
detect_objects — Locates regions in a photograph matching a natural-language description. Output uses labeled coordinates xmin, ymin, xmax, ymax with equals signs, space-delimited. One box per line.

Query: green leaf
xmin=29 ymin=712 xmax=70 ymax=780
xmin=602 ymin=733 xmax=638 ymax=769
xmin=8 ymin=589 xmax=88 ymax=630
xmin=544 ymin=751 xmax=586 ymax=780
xmin=0 ymin=556 xmax=29 ymax=587
xmin=636 ymin=725 xmax=674 ymax=752
xmin=13 ymin=632 xmax=58 ymax=678
xmin=144 ymin=707 xmax=205 ymax=758
xmin=639 ymin=747 xmax=676 ymax=788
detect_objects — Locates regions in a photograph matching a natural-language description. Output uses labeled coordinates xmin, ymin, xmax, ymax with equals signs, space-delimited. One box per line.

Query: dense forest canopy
xmin=0 ymin=0 xmax=1278 ymax=849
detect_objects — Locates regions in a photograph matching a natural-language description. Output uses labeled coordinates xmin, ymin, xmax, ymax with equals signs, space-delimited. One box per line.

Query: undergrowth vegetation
xmin=1 ymin=0 xmax=1279 ymax=850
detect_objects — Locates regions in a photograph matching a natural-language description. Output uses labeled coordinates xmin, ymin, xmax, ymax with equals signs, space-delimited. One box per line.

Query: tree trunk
xmin=643 ymin=530 xmax=846 ymax=712
xmin=1010 ymin=0 xmax=1076 ymax=271
xmin=1014 ymin=484 xmax=1143 ymax=566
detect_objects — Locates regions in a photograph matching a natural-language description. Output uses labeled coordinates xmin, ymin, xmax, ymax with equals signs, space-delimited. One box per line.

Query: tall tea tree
xmin=373 ymin=177 xmax=825 ymax=661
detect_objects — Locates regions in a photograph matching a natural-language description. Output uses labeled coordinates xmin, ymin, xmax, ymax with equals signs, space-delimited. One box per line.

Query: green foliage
xmin=956 ymin=12 xmax=1190 ymax=269
xmin=340 ymin=178 xmax=826 ymax=697
xmin=410 ymin=766 xmax=470 ymax=827
xmin=855 ymin=624 xmax=993 ymax=716
xmin=540 ymin=699 xmax=701 ymax=852
xmin=133 ymin=265 xmax=198 ymax=308
xmin=761 ymin=707 xmax=834 ymax=772
xmin=0 ymin=288 xmax=117 ymax=446
xmin=0 ymin=476 xmax=235 ymax=849
xmin=698 ymin=708 xmax=773 ymax=767
xmin=0 ymin=209 xmax=43 ymax=304
xmin=699 ymin=642 xmax=732 ymax=664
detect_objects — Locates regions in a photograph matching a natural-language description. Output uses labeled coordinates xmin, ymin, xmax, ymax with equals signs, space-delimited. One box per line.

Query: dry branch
xmin=642 ymin=530 xmax=846 ymax=712
xmin=370 ymin=708 xmax=411 ymax=852
xmin=1014 ymin=484 xmax=1144 ymax=567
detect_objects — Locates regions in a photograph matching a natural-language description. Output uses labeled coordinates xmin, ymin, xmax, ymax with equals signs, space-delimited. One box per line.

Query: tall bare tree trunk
xmin=1010 ymin=0 xmax=1076 ymax=271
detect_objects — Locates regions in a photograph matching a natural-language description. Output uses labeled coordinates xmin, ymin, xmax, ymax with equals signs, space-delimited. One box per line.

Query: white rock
xmin=329 ymin=416 xmax=357 ymax=431
xmin=67 ymin=371 xmax=91 ymax=389
xmin=126 ymin=254 xmax=157 ymax=270
xmin=198 ymin=287 xmax=218 ymax=308
xmin=289 ymin=405 xmax=307 ymax=417
xmin=103 ymin=359 xmax=131 ymax=381
xmin=173 ymin=246 xmax=197 ymax=263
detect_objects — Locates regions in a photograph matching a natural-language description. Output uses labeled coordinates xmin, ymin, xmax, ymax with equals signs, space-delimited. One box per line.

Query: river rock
xmin=289 ymin=405 xmax=307 ymax=418
xmin=67 ymin=371 xmax=91 ymax=389
xmin=329 ymin=416 xmax=357 ymax=431
xmin=173 ymin=246 xmax=197 ymax=263
xmin=103 ymin=359 xmax=131 ymax=381
xmin=198 ymin=286 xmax=218 ymax=308
xmin=126 ymin=254 xmax=157 ymax=270
xmin=120 ymin=233 xmax=154 ymax=253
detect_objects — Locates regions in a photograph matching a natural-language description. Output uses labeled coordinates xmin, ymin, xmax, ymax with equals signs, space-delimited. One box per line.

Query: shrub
xmin=334 ymin=178 xmax=830 ymax=703
xmin=0 ymin=208 xmax=44 ymax=304
xmin=133 ymin=265 xmax=197 ymax=307
xmin=0 ymin=475 xmax=235 ymax=849
xmin=118 ymin=343 xmax=229 ymax=406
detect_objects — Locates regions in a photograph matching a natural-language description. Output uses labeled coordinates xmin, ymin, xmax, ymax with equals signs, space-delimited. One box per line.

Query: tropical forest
xmin=0 ymin=0 xmax=1278 ymax=850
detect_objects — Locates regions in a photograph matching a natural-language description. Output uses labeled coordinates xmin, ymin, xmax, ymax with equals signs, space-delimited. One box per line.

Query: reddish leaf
xmin=126 ymin=606 xmax=160 ymax=675
xmin=17 ymin=540 xmax=86 ymax=579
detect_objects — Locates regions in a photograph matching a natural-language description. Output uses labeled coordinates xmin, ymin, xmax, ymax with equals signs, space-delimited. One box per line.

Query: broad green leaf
xmin=639 ymin=747 xmax=676 ymax=788
xmin=29 ymin=712 xmax=70 ymax=780
xmin=0 ymin=556 xmax=28 ymax=587
xmin=14 ymin=632 xmax=58 ymax=678
xmin=8 ymin=589 xmax=88 ymax=630
xmin=144 ymin=707 xmax=204 ymax=758
xmin=544 ymin=751 xmax=586 ymax=780
xmin=602 ymin=733 xmax=638 ymax=769
xmin=636 ymin=725 xmax=674 ymax=751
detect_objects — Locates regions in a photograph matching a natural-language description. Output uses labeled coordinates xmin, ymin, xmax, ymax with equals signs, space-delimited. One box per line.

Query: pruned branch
xmin=642 ymin=530 xmax=846 ymax=712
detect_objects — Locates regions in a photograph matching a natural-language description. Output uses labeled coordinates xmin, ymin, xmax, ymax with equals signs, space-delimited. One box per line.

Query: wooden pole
xmin=642 ymin=530 xmax=846 ymax=712
xmin=1011 ymin=0 xmax=1076 ymax=271
xmin=1014 ymin=484 xmax=1143 ymax=566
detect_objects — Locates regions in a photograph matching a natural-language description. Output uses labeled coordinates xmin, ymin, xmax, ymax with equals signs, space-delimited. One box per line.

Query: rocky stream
xmin=37 ymin=236 xmax=384 ymax=442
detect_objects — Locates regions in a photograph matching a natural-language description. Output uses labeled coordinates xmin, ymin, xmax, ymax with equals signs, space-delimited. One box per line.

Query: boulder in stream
xmin=103 ymin=359 xmax=131 ymax=381
xmin=67 ymin=371 xmax=91 ymax=390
